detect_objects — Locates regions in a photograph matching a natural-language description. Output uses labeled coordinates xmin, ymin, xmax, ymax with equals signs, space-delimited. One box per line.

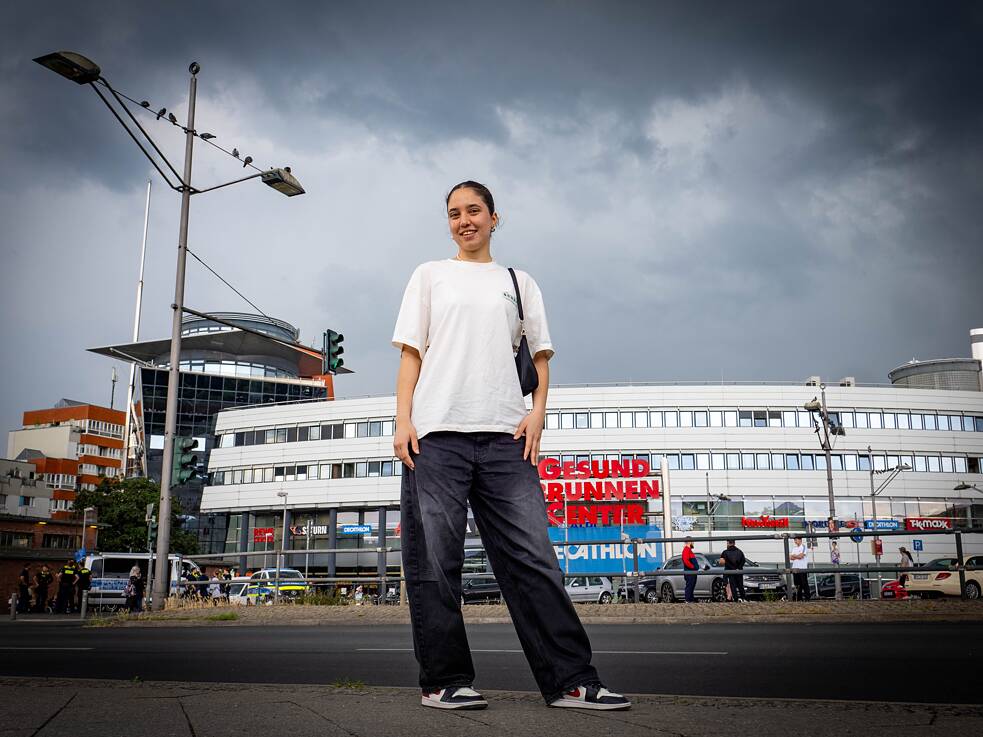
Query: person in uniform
xmin=75 ymin=562 xmax=92 ymax=612
xmin=55 ymin=559 xmax=78 ymax=613
xmin=17 ymin=564 xmax=31 ymax=613
xmin=34 ymin=565 xmax=54 ymax=613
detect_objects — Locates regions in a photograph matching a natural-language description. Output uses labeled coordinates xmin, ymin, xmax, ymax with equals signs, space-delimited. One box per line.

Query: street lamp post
xmin=868 ymin=447 xmax=911 ymax=599
xmin=805 ymin=383 xmax=844 ymax=600
xmin=35 ymin=52 xmax=305 ymax=611
xmin=275 ymin=492 xmax=288 ymax=604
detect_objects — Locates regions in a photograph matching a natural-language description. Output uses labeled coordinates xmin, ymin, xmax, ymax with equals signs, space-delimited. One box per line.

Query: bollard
xmin=9 ymin=593 xmax=16 ymax=621
xmin=955 ymin=532 xmax=967 ymax=601
xmin=80 ymin=590 xmax=88 ymax=621
xmin=782 ymin=536 xmax=794 ymax=601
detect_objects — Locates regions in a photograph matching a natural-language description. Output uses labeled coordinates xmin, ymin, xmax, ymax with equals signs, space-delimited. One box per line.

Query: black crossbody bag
xmin=508 ymin=267 xmax=540 ymax=397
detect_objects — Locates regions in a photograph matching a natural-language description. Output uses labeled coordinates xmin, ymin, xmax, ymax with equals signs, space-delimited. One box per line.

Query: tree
xmin=74 ymin=477 xmax=198 ymax=555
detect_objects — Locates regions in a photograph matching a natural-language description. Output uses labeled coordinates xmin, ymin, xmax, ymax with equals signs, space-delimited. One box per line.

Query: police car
xmin=241 ymin=568 xmax=309 ymax=604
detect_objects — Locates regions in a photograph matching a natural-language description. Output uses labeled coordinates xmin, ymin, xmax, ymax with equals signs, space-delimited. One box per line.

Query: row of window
xmin=83 ymin=419 xmax=123 ymax=438
xmin=210 ymin=448 xmax=982 ymax=486
xmin=220 ymin=420 xmax=394 ymax=448
xmin=213 ymin=458 xmax=404 ymax=485
xmin=216 ymin=408 xmax=983 ymax=449
xmin=173 ymin=359 xmax=295 ymax=380
xmin=670 ymin=496 xmax=982 ymax=532
xmin=79 ymin=463 xmax=114 ymax=476
xmin=44 ymin=473 xmax=76 ymax=488
xmin=546 ymin=409 xmax=983 ymax=433
xmin=78 ymin=445 xmax=122 ymax=459
xmin=555 ymin=450 xmax=978 ymax=474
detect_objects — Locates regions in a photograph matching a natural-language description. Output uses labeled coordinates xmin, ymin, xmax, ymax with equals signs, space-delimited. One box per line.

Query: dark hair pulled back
xmin=446 ymin=180 xmax=495 ymax=215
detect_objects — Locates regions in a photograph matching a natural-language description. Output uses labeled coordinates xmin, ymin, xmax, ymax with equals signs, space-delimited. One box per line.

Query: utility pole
xmin=152 ymin=63 xmax=198 ymax=610
xmin=805 ymin=384 xmax=843 ymax=600
xmin=110 ymin=367 xmax=118 ymax=409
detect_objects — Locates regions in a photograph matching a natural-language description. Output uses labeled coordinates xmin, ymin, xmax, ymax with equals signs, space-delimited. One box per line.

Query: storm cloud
xmin=1 ymin=1 xmax=981 ymax=434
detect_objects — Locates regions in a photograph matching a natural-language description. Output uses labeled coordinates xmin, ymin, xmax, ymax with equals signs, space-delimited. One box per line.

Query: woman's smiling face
xmin=447 ymin=187 xmax=498 ymax=255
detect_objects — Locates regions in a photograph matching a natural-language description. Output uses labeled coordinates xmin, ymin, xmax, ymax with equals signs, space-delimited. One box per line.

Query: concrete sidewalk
xmin=1 ymin=678 xmax=980 ymax=737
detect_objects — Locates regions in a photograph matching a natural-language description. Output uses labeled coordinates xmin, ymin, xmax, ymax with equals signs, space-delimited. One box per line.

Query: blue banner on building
xmin=549 ymin=525 xmax=663 ymax=575
xmin=341 ymin=524 xmax=371 ymax=535
xmin=863 ymin=519 xmax=901 ymax=531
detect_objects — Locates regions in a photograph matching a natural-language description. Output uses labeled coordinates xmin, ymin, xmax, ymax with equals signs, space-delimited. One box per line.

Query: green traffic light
xmin=323 ymin=329 xmax=345 ymax=374
xmin=170 ymin=436 xmax=199 ymax=488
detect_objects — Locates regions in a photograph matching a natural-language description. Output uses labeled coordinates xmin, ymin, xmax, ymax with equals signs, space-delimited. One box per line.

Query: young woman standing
xmin=392 ymin=181 xmax=629 ymax=711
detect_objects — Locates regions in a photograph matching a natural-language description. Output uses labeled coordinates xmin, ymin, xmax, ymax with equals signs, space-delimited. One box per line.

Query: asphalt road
xmin=0 ymin=622 xmax=977 ymax=704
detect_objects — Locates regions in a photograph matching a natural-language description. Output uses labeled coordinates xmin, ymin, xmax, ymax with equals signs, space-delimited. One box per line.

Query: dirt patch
xmin=87 ymin=598 xmax=983 ymax=627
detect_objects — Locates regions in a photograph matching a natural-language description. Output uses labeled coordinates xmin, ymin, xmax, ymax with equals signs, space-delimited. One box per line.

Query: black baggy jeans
xmin=400 ymin=431 xmax=598 ymax=704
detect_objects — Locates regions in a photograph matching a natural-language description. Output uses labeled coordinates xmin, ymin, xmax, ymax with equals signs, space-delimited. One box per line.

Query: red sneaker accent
xmin=566 ymin=688 xmax=581 ymax=697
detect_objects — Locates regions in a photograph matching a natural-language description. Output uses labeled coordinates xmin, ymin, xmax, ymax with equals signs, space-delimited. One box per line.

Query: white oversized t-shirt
xmin=392 ymin=259 xmax=553 ymax=439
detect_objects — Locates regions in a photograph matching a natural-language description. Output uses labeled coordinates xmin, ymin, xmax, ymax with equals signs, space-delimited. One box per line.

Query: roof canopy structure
xmin=88 ymin=329 xmax=350 ymax=377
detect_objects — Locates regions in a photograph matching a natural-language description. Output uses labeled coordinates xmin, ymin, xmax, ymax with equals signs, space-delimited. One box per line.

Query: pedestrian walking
xmin=393 ymin=181 xmax=629 ymax=711
xmin=208 ymin=575 xmax=222 ymax=603
xmin=718 ymin=539 xmax=747 ymax=602
xmin=17 ymin=564 xmax=31 ymax=613
xmin=126 ymin=565 xmax=144 ymax=613
xmin=33 ymin=565 xmax=53 ymax=613
xmin=682 ymin=537 xmax=699 ymax=603
xmin=54 ymin=559 xmax=77 ymax=614
xmin=790 ymin=535 xmax=811 ymax=601
xmin=898 ymin=546 xmax=914 ymax=587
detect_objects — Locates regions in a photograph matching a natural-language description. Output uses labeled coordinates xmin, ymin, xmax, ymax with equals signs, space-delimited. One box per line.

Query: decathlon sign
xmin=905 ymin=518 xmax=953 ymax=531
xmin=550 ymin=524 xmax=663 ymax=574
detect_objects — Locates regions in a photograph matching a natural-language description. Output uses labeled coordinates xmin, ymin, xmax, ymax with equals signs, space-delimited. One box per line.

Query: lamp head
xmin=954 ymin=482 xmax=971 ymax=491
xmin=33 ymin=51 xmax=101 ymax=84
xmin=262 ymin=167 xmax=305 ymax=196
xmin=803 ymin=398 xmax=821 ymax=412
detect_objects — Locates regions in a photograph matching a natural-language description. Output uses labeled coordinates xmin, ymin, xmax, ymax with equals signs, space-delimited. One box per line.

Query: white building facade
xmin=200 ymin=382 xmax=983 ymax=577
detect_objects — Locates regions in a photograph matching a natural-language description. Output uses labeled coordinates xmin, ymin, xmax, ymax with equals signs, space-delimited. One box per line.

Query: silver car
xmin=654 ymin=553 xmax=728 ymax=602
xmin=564 ymin=576 xmax=614 ymax=603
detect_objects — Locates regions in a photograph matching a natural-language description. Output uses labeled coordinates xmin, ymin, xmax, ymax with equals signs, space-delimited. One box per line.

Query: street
xmin=1 ymin=621 xmax=978 ymax=704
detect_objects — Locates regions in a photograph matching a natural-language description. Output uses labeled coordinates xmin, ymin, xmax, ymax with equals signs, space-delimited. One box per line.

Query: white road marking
xmin=357 ymin=648 xmax=727 ymax=655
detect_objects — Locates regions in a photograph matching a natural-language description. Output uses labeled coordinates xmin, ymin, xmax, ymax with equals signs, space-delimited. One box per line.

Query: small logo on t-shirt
xmin=502 ymin=291 xmax=517 ymax=307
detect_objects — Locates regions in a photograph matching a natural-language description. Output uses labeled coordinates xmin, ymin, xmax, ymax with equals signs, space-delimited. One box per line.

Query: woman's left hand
xmin=514 ymin=407 xmax=546 ymax=465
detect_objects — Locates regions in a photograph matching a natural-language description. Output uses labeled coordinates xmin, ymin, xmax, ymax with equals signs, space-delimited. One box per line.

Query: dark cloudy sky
xmin=2 ymin=1 xmax=981 ymax=436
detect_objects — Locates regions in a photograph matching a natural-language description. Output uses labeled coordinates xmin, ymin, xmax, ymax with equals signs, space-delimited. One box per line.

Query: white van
xmin=85 ymin=553 xmax=202 ymax=608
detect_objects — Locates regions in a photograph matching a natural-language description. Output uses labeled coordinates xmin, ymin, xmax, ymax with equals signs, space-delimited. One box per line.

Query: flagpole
xmin=122 ymin=179 xmax=151 ymax=478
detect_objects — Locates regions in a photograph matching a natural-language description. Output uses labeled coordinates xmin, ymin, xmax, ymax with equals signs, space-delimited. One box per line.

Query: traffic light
xmin=323 ymin=329 xmax=345 ymax=374
xmin=171 ymin=436 xmax=199 ymax=488
xmin=148 ymin=517 xmax=158 ymax=547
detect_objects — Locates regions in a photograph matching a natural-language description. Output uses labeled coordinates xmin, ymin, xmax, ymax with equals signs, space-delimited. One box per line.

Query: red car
xmin=880 ymin=580 xmax=910 ymax=600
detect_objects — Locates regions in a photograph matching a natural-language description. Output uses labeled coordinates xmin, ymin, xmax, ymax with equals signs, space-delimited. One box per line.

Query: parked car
xmin=226 ymin=577 xmax=252 ymax=605
xmin=904 ymin=556 xmax=983 ymax=599
xmin=620 ymin=553 xmax=787 ymax=603
xmin=813 ymin=573 xmax=871 ymax=599
xmin=616 ymin=576 xmax=661 ymax=603
xmin=246 ymin=568 xmax=309 ymax=602
xmin=565 ymin=576 xmax=614 ymax=603
xmin=461 ymin=575 xmax=502 ymax=604
xmin=880 ymin=580 xmax=910 ymax=600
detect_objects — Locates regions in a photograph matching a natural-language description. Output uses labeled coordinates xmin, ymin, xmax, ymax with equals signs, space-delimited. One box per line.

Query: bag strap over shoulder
xmin=507 ymin=267 xmax=524 ymax=322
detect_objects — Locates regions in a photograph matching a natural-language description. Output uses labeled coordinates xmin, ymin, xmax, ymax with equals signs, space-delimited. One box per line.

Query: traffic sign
xmin=850 ymin=529 xmax=864 ymax=544
xmin=912 ymin=539 xmax=924 ymax=552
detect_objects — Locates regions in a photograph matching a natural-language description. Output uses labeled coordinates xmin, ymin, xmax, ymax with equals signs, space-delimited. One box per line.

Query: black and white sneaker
xmin=549 ymin=681 xmax=631 ymax=710
xmin=421 ymin=685 xmax=488 ymax=710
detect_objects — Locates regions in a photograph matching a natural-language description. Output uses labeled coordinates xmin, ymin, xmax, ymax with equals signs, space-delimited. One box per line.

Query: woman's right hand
xmin=394 ymin=418 xmax=420 ymax=470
